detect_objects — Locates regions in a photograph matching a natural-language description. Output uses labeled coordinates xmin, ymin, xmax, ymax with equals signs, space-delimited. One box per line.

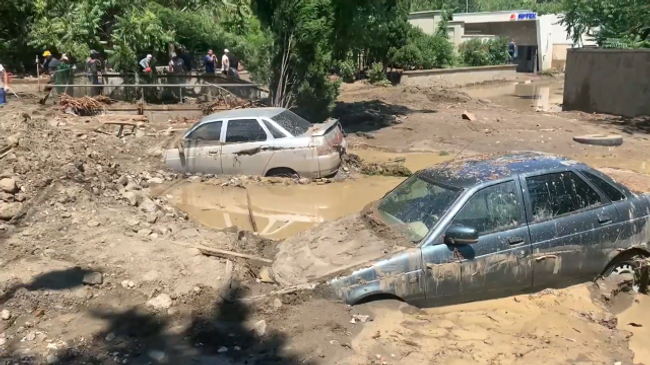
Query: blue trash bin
xmin=0 ymin=88 xmax=6 ymax=105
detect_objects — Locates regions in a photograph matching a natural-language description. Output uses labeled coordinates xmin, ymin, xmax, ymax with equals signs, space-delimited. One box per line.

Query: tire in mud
xmin=573 ymin=134 xmax=623 ymax=147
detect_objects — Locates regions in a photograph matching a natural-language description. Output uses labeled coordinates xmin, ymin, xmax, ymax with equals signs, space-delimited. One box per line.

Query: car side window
xmin=580 ymin=170 xmax=626 ymax=201
xmin=225 ymin=119 xmax=267 ymax=143
xmin=526 ymin=172 xmax=602 ymax=222
xmin=263 ymin=120 xmax=286 ymax=139
xmin=451 ymin=181 xmax=521 ymax=236
xmin=187 ymin=121 xmax=223 ymax=141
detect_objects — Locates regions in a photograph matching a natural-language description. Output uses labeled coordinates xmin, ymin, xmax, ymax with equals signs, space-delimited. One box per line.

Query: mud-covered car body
xmin=329 ymin=152 xmax=650 ymax=307
xmin=165 ymin=107 xmax=346 ymax=178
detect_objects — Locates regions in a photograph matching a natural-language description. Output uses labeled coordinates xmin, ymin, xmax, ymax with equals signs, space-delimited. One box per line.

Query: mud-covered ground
xmin=1 ymin=79 xmax=650 ymax=364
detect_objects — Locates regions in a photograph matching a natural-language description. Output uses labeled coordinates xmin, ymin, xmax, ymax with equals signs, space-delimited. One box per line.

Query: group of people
xmin=204 ymin=48 xmax=241 ymax=78
xmin=40 ymin=50 xmax=103 ymax=96
xmin=138 ymin=48 xmax=242 ymax=79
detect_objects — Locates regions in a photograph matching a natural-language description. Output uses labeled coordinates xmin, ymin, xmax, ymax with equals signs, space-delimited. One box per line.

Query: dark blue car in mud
xmin=327 ymin=152 xmax=650 ymax=307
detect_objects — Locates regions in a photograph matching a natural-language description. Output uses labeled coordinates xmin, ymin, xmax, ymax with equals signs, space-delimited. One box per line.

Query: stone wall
xmin=400 ymin=65 xmax=517 ymax=88
xmin=563 ymin=49 xmax=650 ymax=117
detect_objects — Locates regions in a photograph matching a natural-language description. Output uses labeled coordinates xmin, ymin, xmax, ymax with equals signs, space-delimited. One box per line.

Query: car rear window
xmin=580 ymin=170 xmax=626 ymax=201
xmin=271 ymin=110 xmax=312 ymax=136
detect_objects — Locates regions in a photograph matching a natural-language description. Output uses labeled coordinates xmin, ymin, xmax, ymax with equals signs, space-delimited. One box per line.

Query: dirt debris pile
xmin=59 ymin=94 xmax=118 ymax=116
xmin=343 ymin=153 xmax=412 ymax=177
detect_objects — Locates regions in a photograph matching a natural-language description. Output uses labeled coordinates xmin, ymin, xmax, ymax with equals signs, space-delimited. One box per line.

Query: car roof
xmin=420 ymin=151 xmax=586 ymax=188
xmin=201 ymin=107 xmax=287 ymax=122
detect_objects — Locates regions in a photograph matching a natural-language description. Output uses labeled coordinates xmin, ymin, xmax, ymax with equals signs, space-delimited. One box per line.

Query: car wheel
xmin=603 ymin=260 xmax=641 ymax=292
xmin=266 ymin=168 xmax=298 ymax=178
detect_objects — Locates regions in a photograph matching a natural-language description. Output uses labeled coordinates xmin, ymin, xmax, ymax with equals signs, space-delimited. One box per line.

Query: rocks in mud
xmin=252 ymin=319 xmax=267 ymax=337
xmin=273 ymin=298 xmax=283 ymax=309
xmin=139 ymin=197 xmax=159 ymax=214
xmin=86 ymin=219 xmax=101 ymax=227
xmin=147 ymin=177 xmax=164 ymax=185
xmin=122 ymin=191 xmax=141 ymax=206
xmin=461 ymin=111 xmax=477 ymax=121
xmin=137 ymin=228 xmax=153 ymax=237
xmin=0 ymin=178 xmax=18 ymax=194
xmin=298 ymin=177 xmax=311 ymax=185
xmin=258 ymin=267 xmax=275 ymax=284
xmin=82 ymin=272 xmax=103 ymax=285
xmin=1 ymin=309 xmax=11 ymax=320
xmin=147 ymin=294 xmax=173 ymax=310
xmin=0 ymin=201 xmax=22 ymax=220
xmin=188 ymin=175 xmax=202 ymax=183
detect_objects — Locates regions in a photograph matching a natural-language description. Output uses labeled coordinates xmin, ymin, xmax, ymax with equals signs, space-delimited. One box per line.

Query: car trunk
xmin=308 ymin=119 xmax=346 ymax=152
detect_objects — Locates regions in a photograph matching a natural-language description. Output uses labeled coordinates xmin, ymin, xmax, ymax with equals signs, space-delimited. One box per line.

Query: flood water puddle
xmin=165 ymin=176 xmax=405 ymax=240
xmin=466 ymin=80 xmax=564 ymax=112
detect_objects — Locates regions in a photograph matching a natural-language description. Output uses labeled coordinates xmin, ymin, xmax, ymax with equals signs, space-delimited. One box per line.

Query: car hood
xmin=271 ymin=206 xmax=411 ymax=288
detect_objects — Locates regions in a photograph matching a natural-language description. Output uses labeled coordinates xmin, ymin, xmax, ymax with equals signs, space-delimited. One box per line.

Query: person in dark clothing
xmin=41 ymin=51 xmax=60 ymax=83
xmin=228 ymin=53 xmax=240 ymax=79
xmin=86 ymin=50 xmax=102 ymax=96
xmin=508 ymin=39 xmax=517 ymax=64
xmin=179 ymin=47 xmax=192 ymax=72
xmin=204 ymin=49 xmax=216 ymax=74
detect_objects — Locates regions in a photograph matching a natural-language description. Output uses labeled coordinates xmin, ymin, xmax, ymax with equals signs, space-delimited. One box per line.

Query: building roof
xmin=202 ymin=107 xmax=287 ymax=121
xmin=420 ymin=151 xmax=584 ymax=188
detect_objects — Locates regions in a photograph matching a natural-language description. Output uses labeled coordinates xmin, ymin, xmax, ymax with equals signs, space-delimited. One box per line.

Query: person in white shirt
xmin=221 ymin=49 xmax=230 ymax=75
xmin=0 ymin=64 xmax=8 ymax=105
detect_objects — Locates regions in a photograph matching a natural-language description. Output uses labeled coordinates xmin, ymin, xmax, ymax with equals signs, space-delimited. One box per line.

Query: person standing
xmin=140 ymin=54 xmax=153 ymax=73
xmin=204 ymin=49 xmax=216 ymax=74
xmin=42 ymin=51 xmax=60 ymax=84
xmin=179 ymin=47 xmax=192 ymax=72
xmin=86 ymin=50 xmax=102 ymax=96
xmin=508 ymin=39 xmax=517 ymax=64
xmin=228 ymin=52 xmax=241 ymax=79
xmin=0 ymin=63 xmax=9 ymax=105
xmin=55 ymin=55 xmax=73 ymax=95
xmin=221 ymin=49 xmax=230 ymax=75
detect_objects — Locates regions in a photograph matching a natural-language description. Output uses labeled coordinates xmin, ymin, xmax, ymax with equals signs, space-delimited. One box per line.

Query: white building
xmin=408 ymin=10 xmax=595 ymax=72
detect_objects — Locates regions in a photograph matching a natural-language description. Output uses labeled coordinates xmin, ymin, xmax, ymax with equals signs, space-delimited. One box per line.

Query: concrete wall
xmin=400 ymin=64 xmax=517 ymax=87
xmin=408 ymin=10 xmax=443 ymax=35
xmin=563 ymin=49 xmax=650 ymax=117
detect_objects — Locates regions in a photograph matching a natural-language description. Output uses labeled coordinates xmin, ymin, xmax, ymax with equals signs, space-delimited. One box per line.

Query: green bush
xmin=459 ymin=37 xmax=510 ymax=67
xmin=368 ymin=62 xmax=388 ymax=85
xmin=338 ymin=59 xmax=356 ymax=83
xmin=389 ymin=25 xmax=454 ymax=70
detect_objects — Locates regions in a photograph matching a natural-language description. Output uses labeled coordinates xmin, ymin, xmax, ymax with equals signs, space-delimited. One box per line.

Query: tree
xmin=252 ymin=0 xmax=339 ymax=121
xmin=561 ymin=0 xmax=650 ymax=48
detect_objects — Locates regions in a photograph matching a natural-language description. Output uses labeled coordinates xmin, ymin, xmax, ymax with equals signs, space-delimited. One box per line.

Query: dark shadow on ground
xmin=1 ymin=280 xmax=305 ymax=365
xmin=0 ymin=267 xmax=95 ymax=305
xmin=333 ymin=99 xmax=437 ymax=134
xmin=585 ymin=115 xmax=650 ymax=135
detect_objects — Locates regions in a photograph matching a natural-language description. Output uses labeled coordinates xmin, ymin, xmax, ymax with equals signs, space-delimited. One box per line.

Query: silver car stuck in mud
xmin=273 ymin=152 xmax=650 ymax=307
xmin=165 ymin=107 xmax=347 ymax=178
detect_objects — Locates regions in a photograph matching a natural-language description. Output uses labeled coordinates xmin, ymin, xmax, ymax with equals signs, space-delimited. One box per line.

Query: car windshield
xmin=271 ymin=110 xmax=312 ymax=136
xmin=376 ymin=175 xmax=462 ymax=242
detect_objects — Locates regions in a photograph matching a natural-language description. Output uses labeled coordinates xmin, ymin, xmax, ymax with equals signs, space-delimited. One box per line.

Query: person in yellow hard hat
xmin=41 ymin=51 xmax=60 ymax=83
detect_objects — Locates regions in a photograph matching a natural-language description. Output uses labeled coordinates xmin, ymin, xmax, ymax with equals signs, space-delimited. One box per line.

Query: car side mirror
xmin=444 ymin=225 xmax=479 ymax=245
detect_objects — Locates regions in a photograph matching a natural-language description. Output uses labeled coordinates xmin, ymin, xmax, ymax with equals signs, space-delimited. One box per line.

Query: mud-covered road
xmin=1 ymin=77 xmax=650 ymax=364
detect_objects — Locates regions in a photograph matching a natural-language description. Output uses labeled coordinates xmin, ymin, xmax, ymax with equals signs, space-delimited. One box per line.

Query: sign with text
xmin=509 ymin=12 xmax=537 ymax=20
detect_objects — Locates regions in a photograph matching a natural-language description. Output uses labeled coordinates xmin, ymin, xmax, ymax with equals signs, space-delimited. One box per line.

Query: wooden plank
xmin=176 ymin=242 xmax=273 ymax=264
xmin=96 ymin=114 xmax=147 ymax=122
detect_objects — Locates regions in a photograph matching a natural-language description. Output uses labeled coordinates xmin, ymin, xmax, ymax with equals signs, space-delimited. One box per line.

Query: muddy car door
xmin=220 ymin=119 xmax=273 ymax=176
xmin=172 ymin=120 xmax=223 ymax=174
xmin=522 ymin=170 xmax=619 ymax=288
xmin=422 ymin=180 xmax=532 ymax=305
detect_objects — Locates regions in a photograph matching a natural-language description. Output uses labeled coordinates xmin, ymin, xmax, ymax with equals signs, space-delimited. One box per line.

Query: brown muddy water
xmin=163 ymin=150 xmax=452 ymax=239
xmin=466 ymin=79 xmax=564 ymax=112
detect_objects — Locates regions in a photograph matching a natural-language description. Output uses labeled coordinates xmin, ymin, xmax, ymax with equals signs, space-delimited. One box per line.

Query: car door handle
xmin=508 ymin=236 xmax=525 ymax=245
xmin=598 ymin=215 xmax=612 ymax=224
xmin=208 ymin=150 xmax=220 ymax=155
